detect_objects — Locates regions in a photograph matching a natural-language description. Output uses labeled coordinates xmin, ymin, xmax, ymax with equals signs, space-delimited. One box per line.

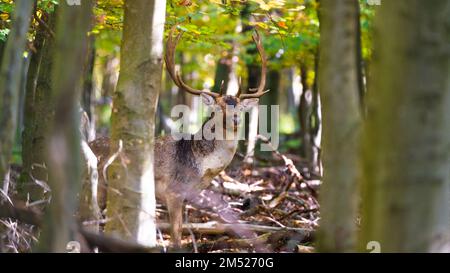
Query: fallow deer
xmin=89 ymin=26 xmax=269 ymax=247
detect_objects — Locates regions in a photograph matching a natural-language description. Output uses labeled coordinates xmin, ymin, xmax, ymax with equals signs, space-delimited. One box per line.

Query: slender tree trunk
xmin=16 ymin=52 xmax=30 ymax=147
xmin=157 ymin=70 xmax=175 ymax=135
xmin=355 ymin=2 xmax=366 ymax=114
xmin=0 ymin=40 xmax=5 ymax=64
xmin=225 ymin=42 xmax=240 ymax=96
xmin=299 ymin=63 xmax=313 ymax=168
xmin=212 ymin=54 xmax=232 ymax=94
xmin=79 ymin=68 xmax=100 ymax=232
xmin=241 ymin=59 xmax=262 ymax=161
xmin=245 ymin=103 xmax=259 ymax=166
xmin=20 ymin=12 xmax=56 ymax=202
xmin=101 ymin=55 xmax=119 ymax=98
xmin=171 ymin=52 xmax=188 ymax=106
xmin=359 ymin=0 xmax=450 ymax=252
xmin=317 ymin=0 xmax=362 ymax=252
xmin=37 ymin=0 xmax=93 ymax=252
xmin=310 ymin=53 xmax=322 ymax=175
xmin=79 ymin=137 xmax=101 ymax=233
xmin=0 ymin=0 xmax=33 ymax=187
xmin=81 ymin=35 xmax=96 ymax=141
xmin=260 ymin=70 xmax=279 ymax=133
xmin=286 ymin=67 xmax=297 ymax=116
xmin=105 ymin=0 xmax=166 ymax=247
xmin=240 ymin=3 xmax=261 ymax=159
xmin=242 ymin=63 xmax=261 ymax=165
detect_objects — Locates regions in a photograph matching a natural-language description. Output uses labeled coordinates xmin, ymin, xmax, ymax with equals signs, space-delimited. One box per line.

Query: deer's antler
xmin=165 ymin=25 xmax=219 ymax=98
xmin=238 ymin=30 xmax=270 ymax=100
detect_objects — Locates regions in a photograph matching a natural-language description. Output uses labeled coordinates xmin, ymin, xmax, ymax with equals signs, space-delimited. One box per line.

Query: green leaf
xmin=0 ymin=29 xmax=10 ymax=42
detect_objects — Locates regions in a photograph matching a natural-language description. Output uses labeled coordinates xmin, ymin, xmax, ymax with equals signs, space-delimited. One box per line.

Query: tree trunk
xmin=242 ymin=63 xmax=261 ymax=166
xmin=0 ymin=40 xmax=5 ymax=64
xmin=317 ymin=0 xmax=362 ymax=252
xmin=105 ymin=0 xmax=166 ymax=247
xmin=170 ymin=52 xmax=188 ymax=107
xmin=80 ymin=57 xmax=100 ymax=230
xmin=20 ymin=12 xmax=56 ymax=202
xmin=359 ymin=0 xmax=450 ymax=252
xmin=310 ymin=52 xmax=322 ymax=175
xmin=299 ymin=63 xmax=313 ymax=169
xmin=37 ymin=0 xmax=93 ymax=252
xmin=79 ymin=138 xmax=101 ymax=233
xmin=286 ymin=67 xmax=297 ymax=116
xmin=260 ymin=70 xmax=279 ymax=134
xmin=15 ymin=50 xmax=30 ymax=147
xmin=225 ymin=42 xmax=240 ymax=96
xmin=101 ymin=55 xmax=119 ymax=98
xmin=244 ymin=102 xmax=259 ymax=166
xmin=212 ymin=54 xmax=232 ymax=94
xmin=240 ymin=3 xmax=260 ymax=159
xmin=0 ymin=0 xmax=33 ymax=187
xmin=81 ymin=35 xmax=96 ymax=142
xmin=355 ymin=2 xmax=365 ymax=113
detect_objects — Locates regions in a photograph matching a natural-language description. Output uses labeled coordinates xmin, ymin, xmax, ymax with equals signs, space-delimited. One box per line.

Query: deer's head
xmin=165 ymin=26 xmax=269 ymax=133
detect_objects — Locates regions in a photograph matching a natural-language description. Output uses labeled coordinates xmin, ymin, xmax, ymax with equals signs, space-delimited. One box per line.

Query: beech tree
xmin=104 ymin=0 xmax=166 ymax=247
xmin=317 ymin=0 xmax=362 ymax=252
xmin=37 ymin=0 xmax=93 ymax=252
xmin=359 ymin=0 xmax=450 ymax=252
xmin=20 ymin=11 xmax=57 ymax=202
xmin=0 ymin=0 xmax=33 ymax=190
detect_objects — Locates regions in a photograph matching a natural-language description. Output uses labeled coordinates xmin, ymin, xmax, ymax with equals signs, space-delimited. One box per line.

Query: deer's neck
xmin=191 ymin=120 xmax=239 ymax=157
xmin=187 ymin=117 xmax=239 ymax=179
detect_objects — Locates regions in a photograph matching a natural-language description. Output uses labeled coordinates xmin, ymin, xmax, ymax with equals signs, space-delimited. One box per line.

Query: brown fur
xmin=90 ymin=95 xmax=249 ymax=247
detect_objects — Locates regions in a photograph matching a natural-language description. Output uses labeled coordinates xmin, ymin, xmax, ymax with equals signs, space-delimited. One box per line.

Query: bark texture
xmin=0 ymin=0 xmax=33 ymax=187
xmin=317 ymin=0 xmax=362 ymax=252
xmin=20 ymin=12 xmax=56 ymax=201
xmin=37 ymin=0 xmax=93 ymax=252
xmin=105 ymin=0 xmax=166 ymax=247
xmin=360 ymin=0 xmax=450 ymax=252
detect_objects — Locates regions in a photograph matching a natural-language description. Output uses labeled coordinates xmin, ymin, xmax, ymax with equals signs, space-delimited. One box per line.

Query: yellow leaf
xmin=0 ymin=13 xmax=9 ymax=21
xmin=267 ymin=0 xmax=285 ymax=9
xmin=250 ymin=0 xmax=271 ymax=11
xmin=250 ymin=21 xmax=269 ymax=30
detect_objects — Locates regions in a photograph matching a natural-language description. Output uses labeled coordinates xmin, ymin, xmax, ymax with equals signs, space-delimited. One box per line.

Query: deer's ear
xmin=240 ymin=98 xmax=259 ymax=111
xmin=200 ymin=93 xmax=216 ymax=106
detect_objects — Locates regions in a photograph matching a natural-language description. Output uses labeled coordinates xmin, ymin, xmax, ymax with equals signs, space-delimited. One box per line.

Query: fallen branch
xmin=210 ymin=179 xmax=264 ymax=197
xmin=194 ymin=233 xmax=272 ymax=252
xmin=79 ymin=228 xmax=163 ymax=253
xmin=193 ymin=230 xmax=314 ymax=253
xmin=157 ymin=221 xmax=313 ymax=236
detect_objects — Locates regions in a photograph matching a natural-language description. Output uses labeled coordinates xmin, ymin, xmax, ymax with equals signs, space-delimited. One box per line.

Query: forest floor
xmin=0 ymin=137 xmax=321 ymax=253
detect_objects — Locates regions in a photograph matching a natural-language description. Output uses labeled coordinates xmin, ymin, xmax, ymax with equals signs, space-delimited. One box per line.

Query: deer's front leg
xmin=166 ymin=195 xmax=184 ymax=248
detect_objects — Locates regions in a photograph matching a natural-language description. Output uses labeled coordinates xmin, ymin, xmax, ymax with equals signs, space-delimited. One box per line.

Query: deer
xmin=89 ymin=26 xmax=268 ymax=247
